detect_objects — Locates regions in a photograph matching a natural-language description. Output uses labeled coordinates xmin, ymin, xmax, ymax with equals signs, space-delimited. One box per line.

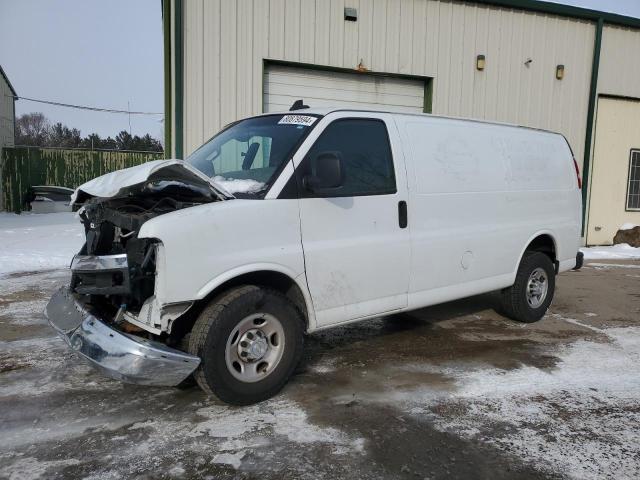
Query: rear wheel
xmin=501 ymin=252 xmax=555 ymax=323
xmin=188 ymin=285 xmax=304 ymax=405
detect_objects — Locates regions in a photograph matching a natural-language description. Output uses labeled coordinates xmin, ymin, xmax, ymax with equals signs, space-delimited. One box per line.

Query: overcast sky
xmin=0 ymin=0 xmax=638 ymax=141
xmin=0 ymin=0 xmax=163 ymax=140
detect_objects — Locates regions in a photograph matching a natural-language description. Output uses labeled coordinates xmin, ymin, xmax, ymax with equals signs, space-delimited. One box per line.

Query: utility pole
xmin=128 ymin=101 xmax=132 ymax=136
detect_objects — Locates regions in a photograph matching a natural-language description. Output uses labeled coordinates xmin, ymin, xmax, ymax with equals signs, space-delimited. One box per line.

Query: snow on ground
xmin=581 ymin=243 xmax=640 ymax=260
xmin=398 ymin=320 xmax=640 ymax=479
xmin=0 ymin=212 xmax=84 ymax=275
xmin=619 ymin=223 xmax=638 ymax=230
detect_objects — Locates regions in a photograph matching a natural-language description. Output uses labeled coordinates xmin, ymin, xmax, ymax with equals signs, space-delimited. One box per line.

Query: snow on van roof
xmin=262 ymin=108 xmax=565 ymax=138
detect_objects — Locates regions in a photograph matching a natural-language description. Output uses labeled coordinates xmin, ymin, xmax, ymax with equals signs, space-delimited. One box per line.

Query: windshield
xmin=187 ymin=114 xmax=319 ymax=198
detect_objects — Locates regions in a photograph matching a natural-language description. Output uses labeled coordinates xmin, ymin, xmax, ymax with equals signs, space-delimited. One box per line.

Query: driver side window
xmin=298 ymin=118 xmax=396 ymax=197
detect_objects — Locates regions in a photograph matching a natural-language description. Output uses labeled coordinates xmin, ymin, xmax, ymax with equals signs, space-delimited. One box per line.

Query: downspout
xmin=162 ymin=0 xmax=172 ymax=157
xmin=174 ymin=0 xmax=184 ymax=159
xmin=581 ymin=17 xmax=603 ymax=237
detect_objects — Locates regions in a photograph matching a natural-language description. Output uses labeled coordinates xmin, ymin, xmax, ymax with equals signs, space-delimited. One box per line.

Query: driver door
xmin=295 ymin=114 xmax=411 ymax=327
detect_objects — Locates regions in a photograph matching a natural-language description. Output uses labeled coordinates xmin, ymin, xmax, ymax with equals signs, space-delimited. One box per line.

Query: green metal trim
xmin=261 ymin=59 xmax=266 ymax=113
xmin=174 ymin=0 xmax=184 ymax=159
xmin=581 ymin=17 xmax=604 ymax=237
xmin=424 ymin=79 xmax=433 ymax=114
xmin=266 ymin=59 xmax=433 ymax=83
xmin=162 ymin=0 xmax=172 ymax=157
xmin=598 ymin=93 xmax=640 ymax=103
xmin=472 ymin=0 xmax=640 ymax=29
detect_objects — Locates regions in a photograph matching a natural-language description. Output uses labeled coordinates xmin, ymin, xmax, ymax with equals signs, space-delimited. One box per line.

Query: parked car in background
xmin=27 ymin=185 xmax=73 ymax=213
xmin=45 ymin=106 xmax=583 ymax=405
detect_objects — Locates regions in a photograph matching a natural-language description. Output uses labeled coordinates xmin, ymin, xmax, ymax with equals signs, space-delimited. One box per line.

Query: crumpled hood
xmin=71 ymin=159 xmax=231 ymax=204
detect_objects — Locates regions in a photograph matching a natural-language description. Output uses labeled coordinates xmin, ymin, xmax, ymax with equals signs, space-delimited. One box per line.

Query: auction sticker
xmin=278 ymin=115 xmax=317 ymax=126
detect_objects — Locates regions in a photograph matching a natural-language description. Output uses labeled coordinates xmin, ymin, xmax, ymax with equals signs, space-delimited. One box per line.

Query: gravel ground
xmin=0 ymin=260 xmax=639 ymax=480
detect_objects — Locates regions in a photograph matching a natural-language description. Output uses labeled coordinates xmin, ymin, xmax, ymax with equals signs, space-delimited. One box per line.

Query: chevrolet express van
xmin=46 ymin=107 xmax=583 ymax=405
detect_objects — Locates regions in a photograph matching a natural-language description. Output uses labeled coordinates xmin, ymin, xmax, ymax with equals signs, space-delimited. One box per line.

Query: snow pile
xmin=0 ymin=212 xmax=84 ymax=275
xmin=580 ymin=243 xmax=640 ymax=260
xmin=456 ymin=326 xmax=640 ymax=399
xmin=619 ymin=222 xmax=638 ymax=231
xmin=212 ymin=176 xmax=266 ymax=194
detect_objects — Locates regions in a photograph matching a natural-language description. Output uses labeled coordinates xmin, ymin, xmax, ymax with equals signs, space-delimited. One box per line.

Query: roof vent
xmin=289 ymin=99 xmax=309 ymax=111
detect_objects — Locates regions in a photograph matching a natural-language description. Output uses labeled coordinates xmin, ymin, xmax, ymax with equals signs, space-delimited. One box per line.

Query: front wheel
xmin=501 ymin=252 xmax=555 ymax=323
xmin=188 ymin=285 xmax=304 ymax=405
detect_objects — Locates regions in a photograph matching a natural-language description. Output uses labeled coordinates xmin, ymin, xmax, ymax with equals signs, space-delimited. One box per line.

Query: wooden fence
xmin=1 ymin=147 xmax=165 ymax=213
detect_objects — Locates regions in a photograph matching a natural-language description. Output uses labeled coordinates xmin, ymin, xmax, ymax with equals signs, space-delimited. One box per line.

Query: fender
xmin=512 ymin=230 xmax=558 ymax=281
xmin=195 ymin=263 xmax=318 ymax=331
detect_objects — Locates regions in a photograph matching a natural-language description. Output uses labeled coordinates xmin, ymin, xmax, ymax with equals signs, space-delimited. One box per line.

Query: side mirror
xmin=303 ymin=151 xmax=344 ymax=192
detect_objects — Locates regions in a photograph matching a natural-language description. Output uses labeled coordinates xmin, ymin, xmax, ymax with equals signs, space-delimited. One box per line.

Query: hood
xmin=72 ymin=159 xmax=232 ymax=205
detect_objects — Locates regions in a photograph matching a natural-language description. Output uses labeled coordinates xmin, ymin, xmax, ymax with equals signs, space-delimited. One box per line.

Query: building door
xmin=587 ymin=96 xmax=640 ymax=245
xmin=263 ymin=63 xmax=427 ymax=113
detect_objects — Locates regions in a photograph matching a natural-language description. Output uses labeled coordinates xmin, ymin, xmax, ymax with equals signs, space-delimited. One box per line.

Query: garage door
xmin=587 ymin=96 xmax=640 ymax=245
xmin=263 ymin=64 xmax=426 ymax=114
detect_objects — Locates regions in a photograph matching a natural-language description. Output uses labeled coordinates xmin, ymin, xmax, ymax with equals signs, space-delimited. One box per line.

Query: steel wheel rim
xmin=526 ymin=267 xmax=548 ymax=309
xmin=225 ymin=313 xmax=285 ymax=383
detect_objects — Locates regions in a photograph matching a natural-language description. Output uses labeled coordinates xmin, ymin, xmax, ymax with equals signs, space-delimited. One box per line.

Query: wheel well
xmin=170 ymin=271 xmax=309 ymax=343
xmin=525 ymin=234 xmax=557 ymax=265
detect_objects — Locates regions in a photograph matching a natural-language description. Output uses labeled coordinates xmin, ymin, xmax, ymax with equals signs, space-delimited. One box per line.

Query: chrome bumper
xmin=45 ymin=287 xmax=200 ymax=386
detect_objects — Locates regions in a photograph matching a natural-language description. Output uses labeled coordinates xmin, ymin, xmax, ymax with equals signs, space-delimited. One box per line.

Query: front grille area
xmin=70 ymin=254 xmax=131 ymax=296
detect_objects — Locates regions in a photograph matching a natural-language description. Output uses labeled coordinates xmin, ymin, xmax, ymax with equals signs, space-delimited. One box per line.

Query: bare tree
xmin=15 ymin=112 xmax=50 ymax=146
xmin=14 ymin=112 xmax=163 ymax=151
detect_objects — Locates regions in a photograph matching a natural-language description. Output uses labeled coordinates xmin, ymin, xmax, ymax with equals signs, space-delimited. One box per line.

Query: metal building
xmin=163 ymin=0 xmax=640 ymax=245
xmin=0 ymin=65 xmax=17 ymax=211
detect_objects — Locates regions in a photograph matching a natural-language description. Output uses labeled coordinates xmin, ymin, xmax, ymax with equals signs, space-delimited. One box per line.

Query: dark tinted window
xmin=299 ymin=119 xmax=396 ymax=197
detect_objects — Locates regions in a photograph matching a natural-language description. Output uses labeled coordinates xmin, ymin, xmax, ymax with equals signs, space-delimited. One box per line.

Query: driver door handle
xmin=398 ymin=201 xmax=408 ymax=229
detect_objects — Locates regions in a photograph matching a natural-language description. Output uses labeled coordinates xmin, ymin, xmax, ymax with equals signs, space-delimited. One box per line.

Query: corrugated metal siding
xmin=181 ymin=0 xmax=595 ymax=164
xmin=263 ymin=64 xmax=426 ymax=113
xmin=0 ymin=74 xmax=15 ymax=150
xmin=599 ymin=25 xmax=640 ymax=99
xmin=0 ymin=74 xmax=15 ymax=211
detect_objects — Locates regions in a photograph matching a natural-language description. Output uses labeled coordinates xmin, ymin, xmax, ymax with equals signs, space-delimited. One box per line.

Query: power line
xmin=4 ymin=94 xmax=163 ymax=115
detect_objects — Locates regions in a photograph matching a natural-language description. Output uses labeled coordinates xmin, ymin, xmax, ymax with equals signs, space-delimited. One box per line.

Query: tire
xmin=501 ymin=252 xmax=555 ymax=323
xmin=188 ymin=285 xmax=304 ymax=405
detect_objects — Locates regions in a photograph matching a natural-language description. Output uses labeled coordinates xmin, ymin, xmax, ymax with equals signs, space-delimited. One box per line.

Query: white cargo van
xmin=46 ymin=107 xmax=583 ymax=405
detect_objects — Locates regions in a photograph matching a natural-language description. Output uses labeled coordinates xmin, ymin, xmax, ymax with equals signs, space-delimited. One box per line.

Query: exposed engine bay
xmin=69 ymin=161 xmax=225 ymax=320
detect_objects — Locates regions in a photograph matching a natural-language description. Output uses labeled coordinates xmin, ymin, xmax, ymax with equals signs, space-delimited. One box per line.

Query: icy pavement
xmin=0 ymin=261 xmax=639 ymax=479
xmin=0 ymin=212 xmax=84 ymax=275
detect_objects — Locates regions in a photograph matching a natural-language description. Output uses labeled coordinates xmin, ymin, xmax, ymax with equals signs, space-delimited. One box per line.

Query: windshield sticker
xmin=278 ymin=115 xmax=317 ymax=127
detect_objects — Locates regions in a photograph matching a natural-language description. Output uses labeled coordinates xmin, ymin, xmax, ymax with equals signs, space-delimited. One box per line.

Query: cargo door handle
xmin=398 ymin=201 xmax=408 ymax=229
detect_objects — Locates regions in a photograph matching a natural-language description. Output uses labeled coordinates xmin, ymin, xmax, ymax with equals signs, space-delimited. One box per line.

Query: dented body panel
xmin=71 ymin=159 xmax=229 ymax=204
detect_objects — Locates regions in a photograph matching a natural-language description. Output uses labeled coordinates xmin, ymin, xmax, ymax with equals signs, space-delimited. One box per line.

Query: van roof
xmin=267 ymin=107 xmax=563 ymax=138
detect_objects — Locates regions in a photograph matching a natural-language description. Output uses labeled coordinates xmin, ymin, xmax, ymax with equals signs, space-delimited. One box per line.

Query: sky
xmin=0 ymin=0 xmax=163 ymax=140
xmin=547 ymin=0 xmax=640 ymax=17
xmin=0 ymin=0 xmax=639 ymax=142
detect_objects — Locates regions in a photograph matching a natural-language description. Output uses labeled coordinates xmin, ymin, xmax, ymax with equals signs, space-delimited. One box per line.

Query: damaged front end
xmin=45 ymin=160 xmax=227 ymax=386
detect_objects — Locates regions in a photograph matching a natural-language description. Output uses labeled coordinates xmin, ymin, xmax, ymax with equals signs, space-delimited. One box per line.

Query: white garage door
xmin=263 ymin=64 xmax=426 ymax=114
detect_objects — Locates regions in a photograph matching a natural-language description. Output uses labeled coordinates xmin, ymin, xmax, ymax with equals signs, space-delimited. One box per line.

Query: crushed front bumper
xmin=45 ymin=287 xmax=200 ymax=386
